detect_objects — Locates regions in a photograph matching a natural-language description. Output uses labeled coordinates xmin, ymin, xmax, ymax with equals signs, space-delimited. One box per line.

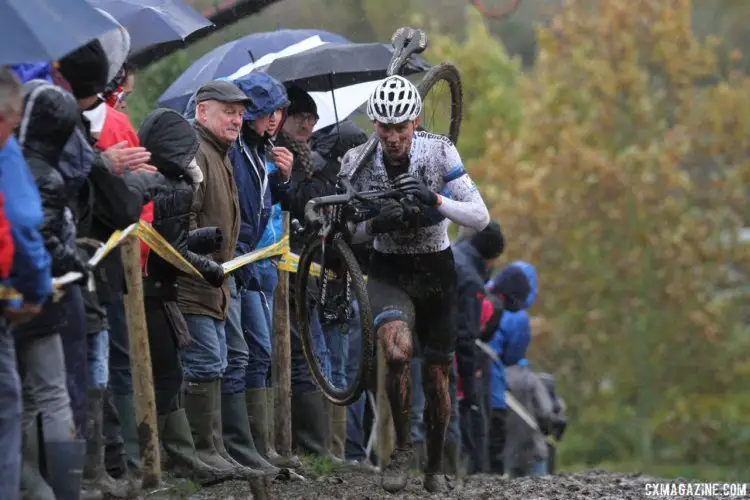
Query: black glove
xmin=188 ymin=227 xmax=223 ymax=254
xmin=201 ymin=261 xmax=225 ymax=288
xmin=369 ymin=198 xmax=408 ymax=234
xmin=392 ymin=173 xmax=438 ymax=207
xmin=127 ymin=171 xmax=167 ymax=204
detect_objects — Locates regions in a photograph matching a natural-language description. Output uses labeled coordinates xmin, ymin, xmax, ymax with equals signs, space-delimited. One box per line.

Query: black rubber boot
xmin=158 ymin=408 xmax=230 ymax=485
xmin=221 ymin=391 xmax=278 ymax=474
xmin=83 ymin=388 xmax=135 ymax=498
xmin=443 ymin=439 xmax=459 ymax=475
xmin=211 ymin=382 xmax=262 ymax=479
xmin=19 ymin=420 xmax=56 ymax=500
xmin=44 ymin=440 xmax=87 ymax=500
xmin=183 ymin=380 xmax=236 ymax=474
xmin=246 ymin=388 xmax=300 ymax=468
xmin=291 ymin=390 xmax=339 ymax=461
xmin=410 ymin=441 xmax=426 ymax=471
xmin=111 ymin=393 xmax=140 ymax=473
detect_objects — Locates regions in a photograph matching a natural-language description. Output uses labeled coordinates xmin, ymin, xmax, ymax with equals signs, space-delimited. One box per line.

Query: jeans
xmin=290 ymin=300 xmax=327 ymax=396
xmin=181 ymin=314 xmax=228 ymax=382
xmin=106 ymin=298 xmax=132 ymax=396
xmin=242 ymin=262 xmax=276 ymax=389
xmin=0 ymin=324 xmax=21 ymax=500
xmin=222 ymin=277 xmax=249 ymax=394
xmin=87 ymin=330 xmax=109 ymax=389
xmin=61 ymin=285 xmax=88 ymax=438
xmin=16 ymin=334 xmax=75 ymax=442
xmin=410 ymin=356 xmax=425 ymax=443
xmin=341 ymin=300 xmax=366 ymax=461
xmin=323 ymin=322 xmax=348 ymax=389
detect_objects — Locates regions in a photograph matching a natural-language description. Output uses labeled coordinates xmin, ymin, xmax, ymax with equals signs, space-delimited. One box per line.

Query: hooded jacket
xmin=452 ymin=239 xmax=489 ymax=406
xmin=138 ymin=109 xmax=225 ymax=298
xmin=0 ymin=136 xmax=52 ymax=306
xmin=489 ymin=261 xmax=537 ymax=409
xmin=14 ymin=81 xmax=90 ymax=339
xmin=228 ymin=73 xmax=290 ymax=290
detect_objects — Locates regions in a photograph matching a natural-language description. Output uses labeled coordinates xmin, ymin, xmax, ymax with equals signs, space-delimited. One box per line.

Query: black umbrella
xmin=256 ymin=42 xmax=430 ymax=93
xmin=0 ymin=0 xmax=119 ymax=66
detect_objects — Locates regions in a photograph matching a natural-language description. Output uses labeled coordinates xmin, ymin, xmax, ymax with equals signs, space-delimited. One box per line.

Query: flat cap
xmin=195 ymin=80 xmax=249 ymax=104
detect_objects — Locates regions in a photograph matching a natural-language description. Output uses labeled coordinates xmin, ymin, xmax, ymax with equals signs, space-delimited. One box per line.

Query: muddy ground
xmin=144 ymin=467 xmax=749 ymax=499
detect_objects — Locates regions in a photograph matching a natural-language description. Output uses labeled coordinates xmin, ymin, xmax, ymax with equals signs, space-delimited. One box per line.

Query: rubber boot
xmin=83 ymin=388 xmax=134 ymax=498
xmin=111 ymin=393 xmax=141 ymax=473
xmin=210 ymin=381 xmax=261 ymax=478
xmin=250 ymin=387 xmax=300 ymax=468
xmin=44 ymin=440 xmax=87 ymax=500
xmin=220 ymin=391 xmax=277 ymax=474
xmin=183 ymin=380 xmax=236 ymax=475
xmin=443 ymin=439 xmax=459 ymax=475
xmin=158 ymin=408 xmax=229 ymax=485
xmin=329 ymin=403 xmax=347 ymax=461
xmin=19 ymin=421 xmax=56 ymax=500
xmin=291 ymin=390 xmax=339 ymax=460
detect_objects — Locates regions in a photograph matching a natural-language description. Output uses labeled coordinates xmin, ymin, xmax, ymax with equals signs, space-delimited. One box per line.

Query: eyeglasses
xmin=291 ymin=112 xmax=318 ymax=125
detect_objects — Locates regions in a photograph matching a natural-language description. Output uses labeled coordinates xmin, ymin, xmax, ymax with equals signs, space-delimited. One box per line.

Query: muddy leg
xmin=379 ymin=321 xmax=413 ymax=493
xmin=422 ymin=362 xmax=451 ymax=493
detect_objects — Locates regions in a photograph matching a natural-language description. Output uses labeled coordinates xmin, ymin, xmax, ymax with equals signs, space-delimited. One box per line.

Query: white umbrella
xmin=309 ymin=79 xmax=382 ymax=132
xmin=228 ymin=35 xmax=329 ymax=81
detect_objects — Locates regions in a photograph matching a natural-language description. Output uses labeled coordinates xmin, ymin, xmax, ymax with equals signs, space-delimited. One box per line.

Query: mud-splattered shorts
xmin=367 ymin=248 xmax=457 ymax=364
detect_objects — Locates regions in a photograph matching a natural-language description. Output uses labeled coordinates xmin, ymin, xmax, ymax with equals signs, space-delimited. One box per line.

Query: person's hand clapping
xmin=103 ymin=141 xmax=153 ymax=175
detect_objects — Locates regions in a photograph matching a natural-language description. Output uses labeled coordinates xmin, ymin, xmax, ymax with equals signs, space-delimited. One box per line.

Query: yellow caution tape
xmin=222 ymin=236 xmax=289 ymax=274
xmin=135 ymin=221 xmax=202 ymax=278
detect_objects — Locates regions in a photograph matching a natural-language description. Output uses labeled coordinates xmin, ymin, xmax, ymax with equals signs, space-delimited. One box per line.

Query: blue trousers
xmin=242 ymin=262 xmax=277 ymax=389
xmin=181 ymin=314 xmax=228 ymax=383
xmin=61 ymin=285 xmax=88 ymax=438
xmin=106 ymin=298 xmax=131 ymax=396
xmin=222 ymin=277 xmax=249 ymax=394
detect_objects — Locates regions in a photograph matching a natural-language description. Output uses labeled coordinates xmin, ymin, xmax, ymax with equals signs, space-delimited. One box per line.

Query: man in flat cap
xmin=176 ymin=80 xmax=254 ymax=477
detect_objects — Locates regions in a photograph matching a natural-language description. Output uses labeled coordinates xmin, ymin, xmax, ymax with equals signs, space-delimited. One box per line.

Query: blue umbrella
xmin=87 ymin=0 xmax=213 ymax=54
xmin=157 ymin=29 xmax=350 ymax=112
xmin=0 ymin=0 xmax=119 ymax=66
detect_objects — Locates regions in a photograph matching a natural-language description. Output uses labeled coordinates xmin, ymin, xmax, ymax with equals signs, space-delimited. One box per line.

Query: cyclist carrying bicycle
xmin=339 ymin=75 xmax=490 ymax=493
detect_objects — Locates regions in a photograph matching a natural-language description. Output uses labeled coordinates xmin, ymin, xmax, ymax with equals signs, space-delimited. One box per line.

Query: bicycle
xmin=293 ymin=27 xmax=464 ymax=405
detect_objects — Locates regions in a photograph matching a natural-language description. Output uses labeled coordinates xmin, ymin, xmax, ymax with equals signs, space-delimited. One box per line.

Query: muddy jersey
xmin=339 ymin=131 xmax=489 ymax=255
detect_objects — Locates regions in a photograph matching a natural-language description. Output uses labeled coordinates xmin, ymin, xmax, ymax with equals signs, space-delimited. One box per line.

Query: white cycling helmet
xmin=366 ymin=75 xmax=422 ymax=124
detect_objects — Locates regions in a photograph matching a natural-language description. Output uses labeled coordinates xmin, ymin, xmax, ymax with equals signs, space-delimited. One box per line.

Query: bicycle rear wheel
xmin=295 ymin=234 xmax=375 ymax=406
xmin=417 ymin=62 xmax=463 ymax=145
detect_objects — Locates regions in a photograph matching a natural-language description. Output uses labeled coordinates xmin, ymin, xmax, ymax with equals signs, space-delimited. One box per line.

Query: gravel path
xmin=153 ymin=468 xmax=749 ymax=499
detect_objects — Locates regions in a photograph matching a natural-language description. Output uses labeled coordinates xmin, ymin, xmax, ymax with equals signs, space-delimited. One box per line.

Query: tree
xmin=470 ymin=0 xmax=750 ymax=467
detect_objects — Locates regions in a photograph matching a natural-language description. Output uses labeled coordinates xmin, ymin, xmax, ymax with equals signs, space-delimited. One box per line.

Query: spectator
xmin=137 ymin=108 xmax=228 ymax=484
xmin=486 ymin=261 xmax=536 ymax=475
xmin=176 ymin=80 xmax=249 ymax=478
xmin=538 ymin=372 xmax=567 ymax=474
xmin=57 ymin=37 xmax=162 ymax=482
xmin=504 ymin=358 xmax=554 ymax=478
xmin=282 ymin=86 xmax=318 ymax=144
xmin=15 ymin=79 xmax=90 ymax=500
xmin=0 ymin=66 xmax=51 ymax=500
xmin=229 ymin=73 xmax=292 ymax=470
xmin=452 ymin=221 xmax=505 ymax=475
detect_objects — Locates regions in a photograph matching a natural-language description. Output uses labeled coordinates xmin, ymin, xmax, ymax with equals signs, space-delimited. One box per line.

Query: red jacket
xmin=0 ymin=193 xmax=14 ymax=280
xmin=94 ymin=105 xmax=153 ymax=270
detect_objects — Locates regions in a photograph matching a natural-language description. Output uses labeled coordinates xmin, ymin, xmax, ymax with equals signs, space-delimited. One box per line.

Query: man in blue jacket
xmin=223 ymin=72 xmax=293 ymax=473
xmin=0 ymin=67 xmax=53 ymax=500
xmin=486 ymin=260 xmax=537 ymax=475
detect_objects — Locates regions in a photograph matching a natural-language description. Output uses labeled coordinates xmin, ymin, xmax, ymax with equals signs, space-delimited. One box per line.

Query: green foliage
xmin=127 ymin=51 xmax=192 ymax=128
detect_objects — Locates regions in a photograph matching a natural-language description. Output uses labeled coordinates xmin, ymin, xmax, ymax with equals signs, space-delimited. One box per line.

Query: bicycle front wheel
xmin=295 ymin=234 xmax=375 ymax=406
xmin=417 ymin=62 xmax=463 ymax=145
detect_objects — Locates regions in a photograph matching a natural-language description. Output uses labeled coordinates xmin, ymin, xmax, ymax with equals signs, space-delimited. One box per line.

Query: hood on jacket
xmin=95 ymin=8 xmax=131 ymax=84
xmin=138 ymin=108 xmax=199 ymax=180
xmin=58 ymin=40 xmax=110 ymax=100
xmin=511 ymin=260 xmax=538 ymax=309
xmin=312 ymin=118 xmax=368 ymax=163
xmin=17 ymin=80 xmax=79 ymax=164
xmin=234 ymin=72 xmax=289 ymax=122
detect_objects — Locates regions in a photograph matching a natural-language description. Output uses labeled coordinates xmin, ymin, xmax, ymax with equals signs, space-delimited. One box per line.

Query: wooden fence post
xmin=121 ymin=235 xmax=161 ymax=488
xmin=272 ymin=212 xmax=293 ymax=460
